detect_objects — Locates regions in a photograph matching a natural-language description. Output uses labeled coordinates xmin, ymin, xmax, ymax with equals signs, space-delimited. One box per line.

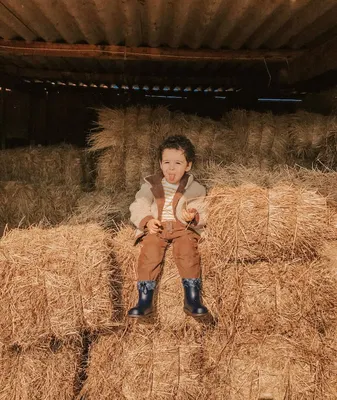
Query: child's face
xmin=159 ymin=148 xmax=192 ymax=184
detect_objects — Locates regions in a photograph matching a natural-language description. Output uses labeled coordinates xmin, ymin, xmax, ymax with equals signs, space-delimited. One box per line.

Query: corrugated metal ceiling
xmin=1 ymin=0 xmax=336 ymax=49
xmin=0 ymin=0 xmax=336 ymax=91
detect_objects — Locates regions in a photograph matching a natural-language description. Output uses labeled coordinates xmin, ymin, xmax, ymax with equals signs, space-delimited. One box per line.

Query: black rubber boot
xmin=182 ymin=278 xmax=208 ymax=317
xmin=128 ymin=280 xmax=156 ymax=318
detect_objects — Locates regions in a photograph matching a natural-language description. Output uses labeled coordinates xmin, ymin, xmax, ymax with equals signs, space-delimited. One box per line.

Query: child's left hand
xmin=181 ymin=208 xmax=196 ymax=222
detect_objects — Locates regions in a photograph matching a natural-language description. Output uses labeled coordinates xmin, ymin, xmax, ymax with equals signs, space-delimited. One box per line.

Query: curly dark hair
xmin=158 ymin=135 xmax=196 ymax=164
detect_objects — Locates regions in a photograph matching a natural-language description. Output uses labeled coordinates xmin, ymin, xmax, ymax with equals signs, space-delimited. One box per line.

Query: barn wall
xmin=0 ymin=86 xmax=305 ymax=148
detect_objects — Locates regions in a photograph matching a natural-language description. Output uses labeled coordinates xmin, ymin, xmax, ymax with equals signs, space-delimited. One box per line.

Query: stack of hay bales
xmin=81 ymin=224 xmax=208 ymax=399
xmin=81 ymin=183 xmax=337 ymax=399
xmin=1 ymin=106 xmax=337 ymax=398
xmin=0 ymin=145 xmax=84 ymax=229
xmin=222 ymin=110 xmax=290 ymax=169
xmin=223 ymin=109 xmax=337 ymax=170
xmin=201 ymin=173 xmax=337 ymax=398
xmin=0 ymin=223 xmax=115 ymax=398
xmin=88 ymin=106 xmax=237 ymax=197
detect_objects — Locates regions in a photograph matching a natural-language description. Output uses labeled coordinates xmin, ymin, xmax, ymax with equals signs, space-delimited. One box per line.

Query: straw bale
xmin=245 ymin=260 xmax=336 ymax=335
xmin=197 ymin=162 xmax=337 ymax=213
xmin=261 ymin=112 xmax=289 ymax=167
xmin=125 ymin=107 xmax=141 ymax=192
xmin=152 ymin=333 xmax=206 ymax=399
xmin=0 ymin=145 xmax=84 ymax=186
xmin=223 ymin=110 xmax=290 ymax=169
xmin=178 ymin=114 xmax=237 ymax=165
xmin=181 ymin=114 xmax=201 ymax=147
xmin=151 ymin=106 xmax=171 ymax=145
xmin=88 ymin=107 xmax=126 ymax=151
xmin=81 ymin=328 xmax=207 ymax=399
xmin=201 ymin=261 xmax=243 ymax=334
xmin=138 ymin=107 xmax=156 ymax=178
xmin=89 ymin=108 xmax=126 ymax=190
xmin=289 ymin=168 xmax=337 ymax=211
xmin=95 ymin=147 xmax=126 ymax=190
xmin=245 ymin=111 xmax=263 ymax=167
xmin=318 ymin=115 xmax=337 ymax=168
xmin=196 ymin=162 xmax=294 ymax=190
xmin=0 ymin=340 xmax=81 ymax=400
xmin=288 ymin=111 xmax=328 ymax=157
xmin=91 ymin=106 xmax=238 ymax=192
xmin=0 ymin=181 xmax=81 ymax=228
xmin=317 ymin=130 xmax=337 ymax=169
xmin=205 ymin=184 xmax=331 ymax=261
xmin=79 ymin=332 xmax=125 ymax=399
xmin=66 ymin=190 xmax=132 ymax=228
xmin=198 ymin=120 xmax=218 ymax=158
xmin=204 ymin=331 xmax=334 ymax=399
xmin=224 ymin=109 xmax=248 ymax=133
xmin=0 ymin=224 xmax=114 ymax=347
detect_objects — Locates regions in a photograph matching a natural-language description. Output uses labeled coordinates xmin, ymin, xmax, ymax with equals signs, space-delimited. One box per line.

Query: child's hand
xmin=181 ymin=208 xmax=196 ymax=222
xmin=146 ymin=218 xmax=162 ymax=234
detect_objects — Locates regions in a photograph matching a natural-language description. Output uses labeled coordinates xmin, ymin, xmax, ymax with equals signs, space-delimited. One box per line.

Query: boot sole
xmin=183 ymin=308 xmax=208 ymax=318
xmin=128 ymin=311 xmax=153 ymax=319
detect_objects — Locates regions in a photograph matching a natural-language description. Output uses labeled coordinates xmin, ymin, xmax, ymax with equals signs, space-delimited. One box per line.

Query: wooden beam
xmin=0 ymin=65 xmax=279 ymax=88
xmin=0 ymin=39 xmax=303 ymax=62
xmin=286 ymin=36 xmax=337 ymax=84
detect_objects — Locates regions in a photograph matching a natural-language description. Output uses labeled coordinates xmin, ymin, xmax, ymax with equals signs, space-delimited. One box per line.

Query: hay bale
xmin=0 ymin=181 xmax=81 ymax=228
xmin=206 ymin=259 xmax=337 ymax=336
xmin=125 ymin=107 xmax=141 ymax=192
xmin=89 ymin=107 xmax=236 ymax=193
xmin=204 ymin=331 xmax=334 ymax=399
xmin=88 ymin=107 xmax=125 ymax=151
xmin=288 ymin=111 xmax=328 ymax=157
xmin=205 ymin=184 xmax=332 ymax=261
xmin=79 ymin=332 xmax=124 ymax=399
xmin=195 ymin=162 xmax=288 ymax=190
xmin=292 ymin=168 xmax=337 ymax=207
xmin=89 ymin=108 xmax=126 ymax=190
xmin=174 ymin=113 xmax=237 ymax=165
xmin=0 ymin=340 xmax=81 ymax=399
xmin=223 ymin=110 xmax=290 ymax=169
xmin=317 ymin=116 xmax=337 ymax=168
xmin=196 ymin=163 xmax=337 ymax=214
xmin=0 ymin=224 xmax=114 ymax=347
xmin=95 ymin=147 xmax=126 ymax=190
xmin=201 ymin=261 xmax=243 ymax=334
xmin=66 ymin=190 xmax=132 ymax=228
xmin=138 ymin=107 xmax=156 ymax=178
xmin=81 ymin=328 xmax=207 ymax=399
xmin=0 ymin=145 xmax=84 ymax=186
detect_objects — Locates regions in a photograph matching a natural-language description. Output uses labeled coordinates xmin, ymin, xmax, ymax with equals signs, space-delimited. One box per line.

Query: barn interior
xmin=0 ymin=1 xmax=337 ymax=399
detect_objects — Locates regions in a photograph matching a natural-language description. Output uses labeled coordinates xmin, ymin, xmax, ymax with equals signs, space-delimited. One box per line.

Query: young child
xmin=128 ymin=135 xmax=208 ymax=318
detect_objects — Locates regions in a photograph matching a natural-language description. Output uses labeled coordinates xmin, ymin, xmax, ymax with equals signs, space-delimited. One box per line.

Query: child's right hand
xmin=146 ymin=219 xmax=162 ymax=234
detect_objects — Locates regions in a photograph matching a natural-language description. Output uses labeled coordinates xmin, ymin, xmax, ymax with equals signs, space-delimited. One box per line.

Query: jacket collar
xmin=145 ymin=172 xmax=192 ymax=221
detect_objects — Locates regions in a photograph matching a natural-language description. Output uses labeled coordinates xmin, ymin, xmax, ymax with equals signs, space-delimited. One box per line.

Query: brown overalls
xmin=137 ymin=220 xmax=201 ymax=281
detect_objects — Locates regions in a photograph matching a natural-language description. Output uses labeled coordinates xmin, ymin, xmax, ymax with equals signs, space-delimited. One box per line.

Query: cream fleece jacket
xmin=129 ymin=172 xmax=207 ymax=238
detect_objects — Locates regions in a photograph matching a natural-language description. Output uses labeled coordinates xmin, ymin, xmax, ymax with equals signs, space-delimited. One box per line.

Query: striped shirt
xmin=161 ymin=178 xmax=179 ymax=221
